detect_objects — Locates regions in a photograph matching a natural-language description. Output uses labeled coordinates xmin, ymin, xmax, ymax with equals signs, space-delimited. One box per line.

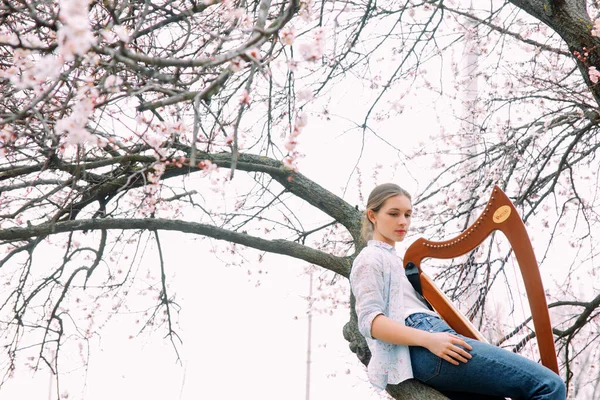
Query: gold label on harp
xmin=493 ymin=205 xmax=511 ymax=223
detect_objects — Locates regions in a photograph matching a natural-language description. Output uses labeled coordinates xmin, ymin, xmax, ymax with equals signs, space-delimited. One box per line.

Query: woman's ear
xmin=367 ymin=209 xmax=376 ymax=224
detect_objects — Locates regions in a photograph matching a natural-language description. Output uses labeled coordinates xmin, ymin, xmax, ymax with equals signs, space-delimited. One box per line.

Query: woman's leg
xmin=405 ymin=313 xmax=566 ymax=400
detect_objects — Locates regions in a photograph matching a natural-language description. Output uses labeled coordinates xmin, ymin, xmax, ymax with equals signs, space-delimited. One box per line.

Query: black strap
xmin=405 ymin=261 xmax=434 ymax=311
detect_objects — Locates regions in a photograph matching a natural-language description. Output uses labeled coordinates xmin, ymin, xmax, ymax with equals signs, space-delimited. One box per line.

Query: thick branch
xmin=0 ymin=218 xmax=352 ymax=277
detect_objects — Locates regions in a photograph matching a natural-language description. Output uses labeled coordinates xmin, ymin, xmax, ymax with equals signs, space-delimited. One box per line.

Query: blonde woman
xmin=350 ymin=183 xmax=566 ymax=400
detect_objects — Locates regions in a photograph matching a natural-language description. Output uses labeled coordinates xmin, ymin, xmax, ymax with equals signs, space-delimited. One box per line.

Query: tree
xmin=1 ymin=0 xmax=600 ymax=398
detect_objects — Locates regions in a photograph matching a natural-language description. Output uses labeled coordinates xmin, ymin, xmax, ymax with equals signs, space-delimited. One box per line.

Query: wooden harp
xmin=403 ymin=185 xmax=559 ymax=374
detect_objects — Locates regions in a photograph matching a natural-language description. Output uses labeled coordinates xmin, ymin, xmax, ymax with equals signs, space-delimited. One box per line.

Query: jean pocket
xmin=406 ymin=314 xmax=434 ymax=331
xmin=409 ymin=345 xmax=442 ymax=382
xmin=428 ymin=316 xmax=453 ymax=332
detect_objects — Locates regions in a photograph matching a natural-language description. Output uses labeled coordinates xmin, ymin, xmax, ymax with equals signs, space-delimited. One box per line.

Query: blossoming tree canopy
xmin=1 ymin=0 xmax=600 ymax=398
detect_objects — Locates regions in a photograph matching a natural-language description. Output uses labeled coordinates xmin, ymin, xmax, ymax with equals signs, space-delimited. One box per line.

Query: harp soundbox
xmin=403 ymin=185 xmax=559 ymax=374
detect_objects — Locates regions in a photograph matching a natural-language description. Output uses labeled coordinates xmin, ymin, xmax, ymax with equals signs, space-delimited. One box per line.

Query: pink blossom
xmin=592 ymin=19 xmax=600 ymax=37
xmin=58 ymin=25 xmax=95 ymax=61
xmin=147 ymin=162 xmax=166 ymax=184
xmin=283 ymin=156 xmax=297 ymax=170
xmin=145 ymin=132 xmax=165 ymax=151
xmin=8 ymin=52 xmax=62 ymax=90
xmin=245 ymin=48 xmax=261 ymax=61
xmin=298 ymin=0 xmax=313 ymax=21
xmin=287 ymin=60 xmax=298 ymax=72
xmin=280 ymin=28 xmax=295 ymax=46
xmin=100 ymin=29 xmax=117 ymax=43
xmin=58 ymin=0 xmax=95 ymax=61
xmin=298 ymin=29 xmax=325 ymax=62
xmin=55 ymin=87 xmax=99 ymax=145
xmin=239 ymin=89 xmax=251 ymax=104
xmin=0 ymin=126 xmax=14 ymax=143
xmin=296 ymin=88 xmax=313 ymax=102
xmin=104 ymin=75 xmax=123 ymax=92
xmin=59 ymin=123 xmax=97 ymax=145
xmin=229 ymin=57 xmax=246 ymax=72
xmin=113 ymin=25 xmax=130 ymax=43
xmin=589 ymin=66 xmax=600 ymax=84
xmin=284 ymin=138 xmax=297 ymax=151
xmin=0 ymin=32 xmax=18 ymax=46
xmin=295 ymin=112 xmax=308 ymax=128
xmin=226 ymin=8 xmax=247 ymax=22
xmin=198 ymin=160 xmax=218 ymax=172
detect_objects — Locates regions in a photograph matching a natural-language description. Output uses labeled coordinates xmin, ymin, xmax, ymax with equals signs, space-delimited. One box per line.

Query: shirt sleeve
xmin=350 ymin=252 xmax=386 ymax=340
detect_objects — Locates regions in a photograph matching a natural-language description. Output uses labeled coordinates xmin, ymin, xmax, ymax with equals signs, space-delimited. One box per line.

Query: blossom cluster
xmin=283 ymin=112 xmax=308 ymax=170
xmin=0 ymin=48 xmax=63 ymax=90
xmin=55 ymin=85 xmax=102 ymax=146
xmin=58 ymin=0 xmax=96 ymax=61
xmin=298 ymin=28 xmax=325 ymax=62
xmin=591 ymin=19 xmax=600 ymax=37
xmin=0 ymin=126 xmax=16 ymax=158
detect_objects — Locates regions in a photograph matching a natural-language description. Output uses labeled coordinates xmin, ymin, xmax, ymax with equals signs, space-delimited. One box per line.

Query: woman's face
xmin=368 ymin=195 xmax=412 ymax=246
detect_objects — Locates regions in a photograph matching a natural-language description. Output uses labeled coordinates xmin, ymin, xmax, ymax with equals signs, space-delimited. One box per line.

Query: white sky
xmin=1 ymin=239 xmax=389 ymax=400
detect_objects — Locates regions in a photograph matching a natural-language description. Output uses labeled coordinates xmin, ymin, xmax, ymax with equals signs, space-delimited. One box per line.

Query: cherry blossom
xmin=589 ymin=66 xmax=600 ymax=84
xmin=239 ymin=89 xmax=252 ymax=104
xmin=55 ymin=87 xmax=99 ymax=146
xmin=104 ymin=75 xmax=123 ymax=92
xmin=113 ymin=25 xmax=130 ymax=43
xmin=298 ymin=29 xmax=325 ymax=61
xmin=57 ymin=0 xmax=95 ymax=61
xmin=280 ymin=28 xmax=296 ymax=46
xmin=592 ymin=19 xmax=600 ymax=37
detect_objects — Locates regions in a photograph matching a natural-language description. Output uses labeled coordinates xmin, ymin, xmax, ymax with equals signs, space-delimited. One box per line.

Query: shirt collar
xmin=367 ymin=240 xmax=396 ymax=253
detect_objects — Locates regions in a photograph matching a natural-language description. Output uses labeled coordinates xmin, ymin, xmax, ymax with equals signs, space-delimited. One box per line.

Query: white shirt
xmin=350 ymin=240 xmax=437 ymax=389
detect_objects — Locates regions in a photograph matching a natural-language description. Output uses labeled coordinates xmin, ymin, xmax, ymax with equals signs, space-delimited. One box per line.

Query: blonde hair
xmin=361 ymin=183 xmax=412 ymax=242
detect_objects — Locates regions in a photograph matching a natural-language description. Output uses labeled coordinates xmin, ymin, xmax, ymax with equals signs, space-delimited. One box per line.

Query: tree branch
xmin=0 ymin=218 xmax=352 ymax=277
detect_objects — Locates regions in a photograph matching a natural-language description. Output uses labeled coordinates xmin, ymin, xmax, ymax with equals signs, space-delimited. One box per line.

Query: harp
xmin=403 ymin=185 xmax=559 ymax=374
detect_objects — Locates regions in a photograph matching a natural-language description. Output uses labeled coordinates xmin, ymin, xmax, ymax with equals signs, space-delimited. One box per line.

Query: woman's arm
xmin=351 ymin=251 xmax=472 ymax=365
xmin=371 ymin=314 xmax=473 ymax=365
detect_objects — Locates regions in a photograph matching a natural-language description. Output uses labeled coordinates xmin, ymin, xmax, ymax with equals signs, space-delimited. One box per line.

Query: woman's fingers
xmin=449 ymin=334 xmax=473 ymax=350
xmin=443 ymin=353 xmax=461 ymax=365
xmin=426 ymin=332 xmax=473 ymax=364
xmin=448 ymin=348 xmax=470 ymax=363
xmin=446 ymin=335 xmax=472 ymax=363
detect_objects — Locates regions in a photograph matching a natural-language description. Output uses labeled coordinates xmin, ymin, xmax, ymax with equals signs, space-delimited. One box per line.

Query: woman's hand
xmin=423 ymin=332 xmax=473 ymax=365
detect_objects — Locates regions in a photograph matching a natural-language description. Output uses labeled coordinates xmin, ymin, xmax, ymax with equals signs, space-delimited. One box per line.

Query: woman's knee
xmin=550 ymin=375 xmax=566 ymax=399
xmin=540 ymin=373 xmax=566 ymax=400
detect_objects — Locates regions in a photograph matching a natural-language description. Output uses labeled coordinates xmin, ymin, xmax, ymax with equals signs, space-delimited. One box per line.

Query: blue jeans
xmin=405 ymin=313 xmax=566 ymax=400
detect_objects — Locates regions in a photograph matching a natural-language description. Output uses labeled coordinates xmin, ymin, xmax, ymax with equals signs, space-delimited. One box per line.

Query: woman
xmin=350 ymin=183 xmax=566 ymax=400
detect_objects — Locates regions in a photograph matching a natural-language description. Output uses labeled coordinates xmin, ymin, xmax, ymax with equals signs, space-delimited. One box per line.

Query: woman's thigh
xmin=405 ymin=313 xmax=564 ymax=399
